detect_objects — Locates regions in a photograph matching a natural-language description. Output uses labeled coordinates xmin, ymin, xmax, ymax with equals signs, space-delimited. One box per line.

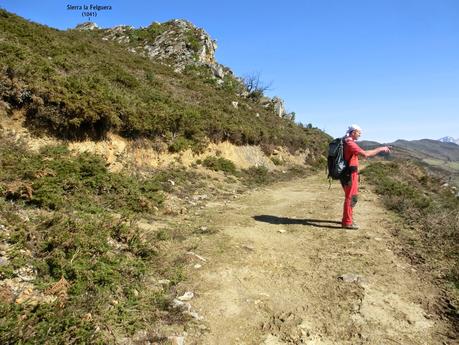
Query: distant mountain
xmin=358 ymin=140 xmax=385 ymax=149
xmin=358 ymin=138 xmax=459 ymax=188
xmin=438 ymin=136 xmax=459 ymax=145
xmin=391 ymin=139 xmax=459 ymax=162
xmin=359 ymin=139 xmax=459 ymax=161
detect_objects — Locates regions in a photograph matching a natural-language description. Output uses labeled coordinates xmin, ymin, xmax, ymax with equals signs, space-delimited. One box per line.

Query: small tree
xmin=242 ymin=72 xmax=272 ymax=100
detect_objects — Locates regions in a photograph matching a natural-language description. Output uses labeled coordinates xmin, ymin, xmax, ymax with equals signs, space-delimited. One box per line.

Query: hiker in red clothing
xmin=341 ymin=125 xmax=390 ymax=229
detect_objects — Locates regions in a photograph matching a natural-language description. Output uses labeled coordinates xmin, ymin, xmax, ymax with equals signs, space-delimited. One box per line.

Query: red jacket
xmin=344 ymin=137 xmax=365 ymax=168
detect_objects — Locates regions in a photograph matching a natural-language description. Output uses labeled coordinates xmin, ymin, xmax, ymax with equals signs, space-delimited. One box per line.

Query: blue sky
xmin=1 ymin=0 xmax=458 ymax=142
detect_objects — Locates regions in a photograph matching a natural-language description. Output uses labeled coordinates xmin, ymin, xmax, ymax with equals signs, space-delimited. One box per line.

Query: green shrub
xmin=0 ymin=204 xmax=161 ymax=344
xmin=271 ymin=157 xmax=283 ymax=166
xmin=0 ymin=136 xmax=198 ymax=343
xmin=0 ymin=138 xmax=163 ymax=215
xmin=202 ymin=156 xmax=237 ymax=174
xmin=241 ymin=166 xmax=271 ymax=185
xmin=185 ymin=30 xmax=201 ymax=53
xmin=168 ymin=136 xmax=193 ymax=153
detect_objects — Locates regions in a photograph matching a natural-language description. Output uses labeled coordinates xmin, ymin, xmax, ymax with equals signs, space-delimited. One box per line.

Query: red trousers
xmin=341 ymin=171 xmax=359 ymax=226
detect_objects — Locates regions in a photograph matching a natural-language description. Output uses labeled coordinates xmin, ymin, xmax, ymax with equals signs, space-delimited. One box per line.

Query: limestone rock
xmin=75 ymin=22 xmax=99 ymax=31
xmin=141 ymin=19 xmax=218 ymax=73
xmin=94 ymin=19 xmax=230 ymax=80
xmin=338 ymin=273 xmax=367 ymax=284
xmin=172 ymin=298 xmax=192 ymax=311
xmin=211 ymin=64 xmax=225 ymax=79
xmin=272 ymin=96 xmax=286 ymax=117
xmin=177 ymin=291 xmax=194 ymax=301
xmin=102 ymin=25 xmax=133 ymax=44
xmin=14 ymin=265 xmax=36 ymax=282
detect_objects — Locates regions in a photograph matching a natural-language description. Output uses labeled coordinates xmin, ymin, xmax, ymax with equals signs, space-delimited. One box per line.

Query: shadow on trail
xmin=253 ymin=215 xmax=343 ymax=229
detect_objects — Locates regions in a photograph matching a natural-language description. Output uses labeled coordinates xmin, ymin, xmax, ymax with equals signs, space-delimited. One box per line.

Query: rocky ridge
xmin=75 ymin=20 xmax=293 ymax=119
xmin=77 ymin=20 xmax=226 ymax=78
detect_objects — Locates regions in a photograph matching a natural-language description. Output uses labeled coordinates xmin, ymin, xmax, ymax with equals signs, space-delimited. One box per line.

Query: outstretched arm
xmin=360 ymin=146 xmax=390 ymax=158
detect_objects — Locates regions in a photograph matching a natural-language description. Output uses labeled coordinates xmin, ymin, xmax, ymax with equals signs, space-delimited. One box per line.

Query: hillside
xmin=392 ymin=139 xmax=459 ymax=162
xmin=359 ymin=139 xmax=459 ymax=189
xmin=0 ymin=9 xmax=329 ymax=157
xmin=359 ymin=139 xmax=459 ymax=162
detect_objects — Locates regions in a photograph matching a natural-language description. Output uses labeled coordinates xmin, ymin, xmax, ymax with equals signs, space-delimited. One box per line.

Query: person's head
xmin=346 ymin=124 xmax=362 ymax=140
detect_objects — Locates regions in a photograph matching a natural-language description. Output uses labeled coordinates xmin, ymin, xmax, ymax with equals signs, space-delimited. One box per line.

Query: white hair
xmin=345 ymin=124 xmax=362 ymax=137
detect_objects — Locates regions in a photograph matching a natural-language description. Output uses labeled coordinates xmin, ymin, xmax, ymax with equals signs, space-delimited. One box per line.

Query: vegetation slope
xmin=363 ymin=159 xmax=459 ymax=333
xmin=0 ymin=9 xmax=328 ymax=156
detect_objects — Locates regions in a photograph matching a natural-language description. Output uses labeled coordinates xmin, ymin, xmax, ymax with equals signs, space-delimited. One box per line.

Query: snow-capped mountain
xmin=438 ymin=136 xmax=459 ymax=145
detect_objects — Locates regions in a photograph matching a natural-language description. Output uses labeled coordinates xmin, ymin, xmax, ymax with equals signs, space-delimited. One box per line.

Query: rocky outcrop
xmin=140 ymin=19 xmax=222 ymax=73
xmin=258 ymin=96 xmax=295 ymax=120
xmin=272 ymin=97 xmax=286 ymax=117
xmin=74 ymin=20 xmax=295 ymax=119
xmin=101 ymin=25 xmax=133 ymax=44
xmin=75 ymin=22 xmax=99 ymax=31
xmin=91 ymin=19 xmax=228 ymax=76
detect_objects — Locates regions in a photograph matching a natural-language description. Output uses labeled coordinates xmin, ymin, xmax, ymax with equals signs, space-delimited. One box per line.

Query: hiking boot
xmin=342 ymin=223 xmax=359 ymax=230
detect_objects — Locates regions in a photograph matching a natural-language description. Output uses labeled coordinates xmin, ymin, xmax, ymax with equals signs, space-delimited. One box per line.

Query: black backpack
xmin=327 ymin=137 xmax=348 ymax=179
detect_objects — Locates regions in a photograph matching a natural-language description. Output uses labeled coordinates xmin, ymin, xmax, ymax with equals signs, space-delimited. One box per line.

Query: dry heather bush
xmin=362 ymin=160 xmax=459 ymax=331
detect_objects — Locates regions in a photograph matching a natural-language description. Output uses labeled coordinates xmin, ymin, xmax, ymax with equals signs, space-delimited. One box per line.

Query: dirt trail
xmin=182 ymin=174 xmax=451 ymax=344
